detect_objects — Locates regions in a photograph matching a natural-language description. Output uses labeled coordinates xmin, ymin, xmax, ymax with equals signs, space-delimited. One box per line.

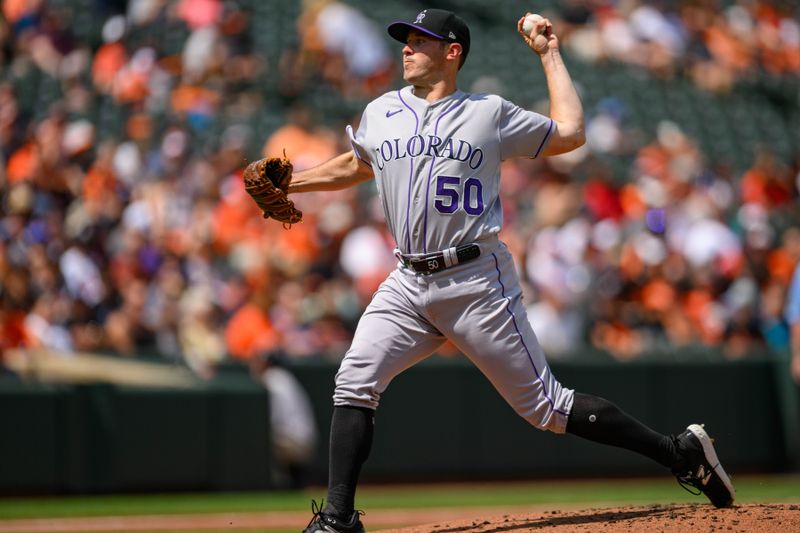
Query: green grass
xmin=1 ymin=475 xmax=798 ymax=520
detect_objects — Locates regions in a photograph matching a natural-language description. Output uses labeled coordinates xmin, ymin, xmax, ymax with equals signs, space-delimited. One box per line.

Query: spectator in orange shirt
xmin=262 ymin=104 xmax=338 ymax=171
xmin=225 ymin=290 xmax=280 ymax=360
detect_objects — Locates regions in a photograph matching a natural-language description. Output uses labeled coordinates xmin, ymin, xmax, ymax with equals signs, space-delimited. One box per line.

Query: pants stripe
xmin=491 ymin=252 xmax=570 ymax=417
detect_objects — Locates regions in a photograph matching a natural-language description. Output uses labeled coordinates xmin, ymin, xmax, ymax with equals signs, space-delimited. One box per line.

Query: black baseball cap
xmin=387 ymin=8 xmax=470 ymax=65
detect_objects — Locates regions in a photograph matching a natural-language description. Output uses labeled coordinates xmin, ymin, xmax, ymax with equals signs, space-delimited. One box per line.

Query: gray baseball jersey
xmin=338 ymin=86 xmax=574 ymax=433
xmin=348 ymin=86 xmax=554 ymax=254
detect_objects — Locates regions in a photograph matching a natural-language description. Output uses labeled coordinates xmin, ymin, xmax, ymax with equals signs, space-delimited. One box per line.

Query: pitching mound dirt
xmin=377 ymin=503 xmax=800 ymax=532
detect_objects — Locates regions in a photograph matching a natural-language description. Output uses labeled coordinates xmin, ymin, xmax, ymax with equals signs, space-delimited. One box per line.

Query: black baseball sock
xmin=325 ymin=405 xmax=375 ymax=518
xmin=566 ymin=392 xmax=679 ymax=469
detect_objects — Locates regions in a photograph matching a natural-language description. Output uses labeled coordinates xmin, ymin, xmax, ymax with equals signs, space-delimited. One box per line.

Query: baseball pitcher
xmin=245 ymin=9 xmax=736 ymax=533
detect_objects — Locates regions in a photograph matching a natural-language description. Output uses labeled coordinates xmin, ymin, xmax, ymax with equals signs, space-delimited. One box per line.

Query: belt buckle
xmin=394 ymin=250 xmax=410 ymax=269
xmin=404 ymin=252 xmax=440 ymax=275
xmin=421 ymin=254 xmax=444 ymax=274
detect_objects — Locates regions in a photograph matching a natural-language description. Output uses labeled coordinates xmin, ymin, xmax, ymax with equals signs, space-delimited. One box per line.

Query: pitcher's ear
xmin=447 ymin=42 xmax=463 ymax=65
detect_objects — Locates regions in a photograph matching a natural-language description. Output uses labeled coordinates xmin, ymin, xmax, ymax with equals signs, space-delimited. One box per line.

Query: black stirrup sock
xmin=325 ymin=405 xmax=375 ymax=517
xmin=566 ymin=392 xmax=679 ymax=469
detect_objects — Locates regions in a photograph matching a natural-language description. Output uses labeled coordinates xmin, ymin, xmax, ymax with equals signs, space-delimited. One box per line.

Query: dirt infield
xmin=0 ymin=503 xmax=797 ymax=532
xmin=0 ymin=506 xmax=549 ymax=532
xmin=378 ymin=503 xmax=800 ymax=532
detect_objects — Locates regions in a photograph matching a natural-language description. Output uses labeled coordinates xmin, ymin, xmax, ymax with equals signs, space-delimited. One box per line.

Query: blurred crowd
xmin=508 ymin=128 xmax=799 ymax=360
xmin=1 ymin=0 xmax=799 ymax=378
xmin=557 ymin=0 xmax=800 ymax=93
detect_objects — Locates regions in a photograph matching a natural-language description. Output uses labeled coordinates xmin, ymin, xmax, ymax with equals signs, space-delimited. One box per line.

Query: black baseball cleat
xmin=303 ymin=500 xmax=365 ymax=533
xmin=672 ymin=423 xmax=735 ymax=508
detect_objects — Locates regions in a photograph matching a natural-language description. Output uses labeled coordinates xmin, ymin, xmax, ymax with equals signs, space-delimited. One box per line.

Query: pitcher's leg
xmin=326 ymin=406 xmax=374 ymax=518
xmin=567 ymin=392 xmax=677 ymax=467
xmin=568 ymin=393 xmax=734 ymax=506
xmin=334 ymin=271 xmax=445 ymax=409
xmin=445 ymin=249 xmax=573 ymax=432
xmin=321 ymin=271 xmax=444 ymax=524
xmin=441 ymin=250 xmax=733 ymax=507
xmin=449 ymin=251 xmax=675 ymax=458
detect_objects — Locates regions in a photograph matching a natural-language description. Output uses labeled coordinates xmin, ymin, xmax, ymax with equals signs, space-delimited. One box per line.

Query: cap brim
xmin=387 ymin=21 xmax=446 ymax=44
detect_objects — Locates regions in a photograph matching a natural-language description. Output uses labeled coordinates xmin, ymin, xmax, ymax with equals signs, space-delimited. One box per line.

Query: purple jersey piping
xmin=422 ymin=95 xmax=467 ymax=253
xmin=346 ymin=125 xmax=369 ymax=164
xmin=533 ymin=118 xmax=554 ymax=159
xmin=398 ymin=88 xmax=419 ymax=253
xmin=492 ymin=252 xmax=569 ymax=417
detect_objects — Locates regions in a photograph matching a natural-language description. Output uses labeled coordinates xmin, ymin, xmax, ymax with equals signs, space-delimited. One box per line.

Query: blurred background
xmin=1 ymin=0 xmax=799 ymax=495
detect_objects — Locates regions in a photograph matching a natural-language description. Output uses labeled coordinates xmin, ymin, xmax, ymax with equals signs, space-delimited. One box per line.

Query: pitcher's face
xmin=401 ymin=30 xmax=449 ymax=85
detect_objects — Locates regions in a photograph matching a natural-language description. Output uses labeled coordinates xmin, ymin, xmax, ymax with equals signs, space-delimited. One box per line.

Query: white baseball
xmin=522 ymin=14 xmax=545 ymax=36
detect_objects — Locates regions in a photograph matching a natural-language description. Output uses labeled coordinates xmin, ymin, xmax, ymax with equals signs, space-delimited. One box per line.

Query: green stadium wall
xmin=1 ymin=356 xmax=798 ymax=494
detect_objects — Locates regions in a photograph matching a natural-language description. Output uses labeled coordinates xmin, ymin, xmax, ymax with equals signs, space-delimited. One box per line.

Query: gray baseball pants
xmin=334 ymin=237 xmax=574 ymax=433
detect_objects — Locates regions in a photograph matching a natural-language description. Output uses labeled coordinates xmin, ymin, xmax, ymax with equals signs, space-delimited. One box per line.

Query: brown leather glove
xmin=243 ymin=155 xmax=302 ymax=227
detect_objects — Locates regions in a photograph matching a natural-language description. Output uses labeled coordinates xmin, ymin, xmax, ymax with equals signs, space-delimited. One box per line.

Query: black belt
xmin=396 ymin=244 xmax=481 ymax=275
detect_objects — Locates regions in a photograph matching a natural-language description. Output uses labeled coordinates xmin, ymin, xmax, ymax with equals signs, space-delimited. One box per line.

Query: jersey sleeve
xmin=498 ymin=97 xmax=554 ymax=160
xmin=347 ymin=110 xmax=372 ymax=165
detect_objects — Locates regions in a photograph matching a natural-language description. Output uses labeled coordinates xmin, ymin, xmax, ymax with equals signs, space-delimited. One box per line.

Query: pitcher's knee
xmin=518 ymin=387 xmax=575 ymax=434
xmin=522 ymin=405 xmax=570 ymax=433
xmin=333 ymin=382 xmax=381 ymax=410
